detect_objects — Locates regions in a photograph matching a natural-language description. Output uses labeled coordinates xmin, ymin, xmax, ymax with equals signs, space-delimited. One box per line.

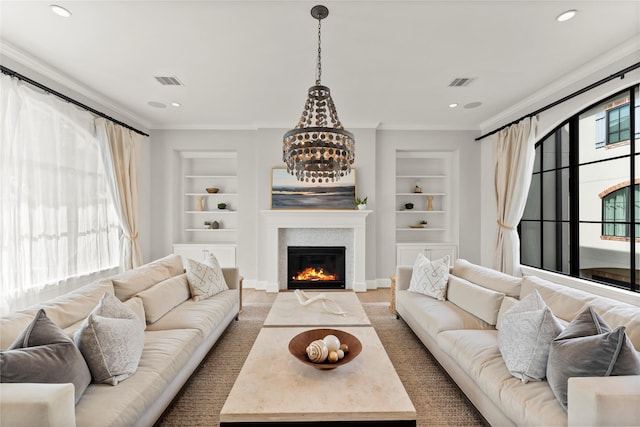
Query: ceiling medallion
xmin=282 ymin=5 xmax=355 ymax=183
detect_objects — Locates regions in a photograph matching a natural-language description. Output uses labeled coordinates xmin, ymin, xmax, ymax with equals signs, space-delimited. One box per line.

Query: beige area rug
xmin=155 ymin=302 xmax=486 ymax=427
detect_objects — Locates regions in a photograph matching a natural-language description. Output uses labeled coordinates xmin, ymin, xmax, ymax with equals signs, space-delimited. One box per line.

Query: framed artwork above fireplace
xmin=270 ymin=167 xmax=356 ymax=209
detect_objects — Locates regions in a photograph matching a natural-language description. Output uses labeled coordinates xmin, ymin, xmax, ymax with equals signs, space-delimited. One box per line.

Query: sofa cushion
xmin=0 ymin=279 xmax=114 ymax=349
xmin=438 ymin=329 xmax=566 ymax=426
xmin=495 ymin=296 xmax=518 ymax=330
xmin=136 ymin=274 xmax=190 ymax=324
xmin=111 ymin=254 xmax=185 ymax=301
xmin=547 ymin=306 xmax=640 ymax=410
xmin=447 ymin=275 xmax=505 ymax=325
xmin=186 ymin=257 xmax=228 ymax=301
xmin=0 ymin=309 xmax=91 ymax=404
xmin=451 ymin=258 xmax=521 ymax=297
xmin=522 ymin=275 xmax=640 ymax=350
xmin=74 ymin=292 xmax=145 ymax=385
xmin=145 ymin=289 xmax=239 ymax=335
xmin=498 ymin=290 xmax=564 ymax=383
xmin=408 ymin=253 xmax=449 ymax=300
xmin=396 ymin=290 xmax=493 ymax=340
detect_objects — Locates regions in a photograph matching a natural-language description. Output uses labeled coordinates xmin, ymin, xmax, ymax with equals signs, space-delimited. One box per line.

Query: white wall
xmin=147 ymin=127 xmax=478 ymax=285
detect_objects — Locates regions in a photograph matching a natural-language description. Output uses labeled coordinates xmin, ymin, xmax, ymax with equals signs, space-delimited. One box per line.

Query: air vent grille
xmin=154 ymin=76 xmax=184 ymax=86
xmin=448 ymin=77 xmax=474 ymax=87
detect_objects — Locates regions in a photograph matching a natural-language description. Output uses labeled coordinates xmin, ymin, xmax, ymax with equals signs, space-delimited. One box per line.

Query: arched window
xmin=601 ymin=183 xmax=640 ymax=239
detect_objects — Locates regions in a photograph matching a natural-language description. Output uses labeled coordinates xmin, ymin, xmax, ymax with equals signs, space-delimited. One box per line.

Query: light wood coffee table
xmin=220 ymin=292 xmax=416 ymax=426
xmin=263 ymin=291 xmax=371 ymax=327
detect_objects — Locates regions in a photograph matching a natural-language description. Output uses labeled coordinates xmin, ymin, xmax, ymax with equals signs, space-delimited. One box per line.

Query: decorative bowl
xmin=206 ymin=187 xmax=219 ymax=193
xmin=288 ymin=328 xmax=362 ymax=370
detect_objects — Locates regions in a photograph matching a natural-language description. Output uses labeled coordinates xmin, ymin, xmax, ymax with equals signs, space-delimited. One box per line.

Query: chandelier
xmin=282 ymin=5 xmax=355 ymax=183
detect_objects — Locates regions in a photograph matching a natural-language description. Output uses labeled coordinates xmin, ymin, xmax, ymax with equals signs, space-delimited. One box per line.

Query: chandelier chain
xmin=316 ymin=18 xmax=322 ymax=85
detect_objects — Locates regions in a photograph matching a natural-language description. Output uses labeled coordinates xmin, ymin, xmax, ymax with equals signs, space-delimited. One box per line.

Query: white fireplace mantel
xmin=259 ymin=210 xmax=372 ymax=292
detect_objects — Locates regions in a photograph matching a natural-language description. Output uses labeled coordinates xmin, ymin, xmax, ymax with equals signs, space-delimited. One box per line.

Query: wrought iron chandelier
xmin=282 ymin=5 xmax=355 ymax=183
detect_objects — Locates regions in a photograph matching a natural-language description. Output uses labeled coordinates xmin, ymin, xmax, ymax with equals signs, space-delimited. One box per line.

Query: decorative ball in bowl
xmin=206 ymin=187 xmax=219 ymax=193
xmin=288 ymin=328 xmax=362 ymax=370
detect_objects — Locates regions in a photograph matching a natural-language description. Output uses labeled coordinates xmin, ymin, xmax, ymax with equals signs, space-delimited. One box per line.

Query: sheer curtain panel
xmin=95 ymin=118 xmax=143 ymax=270
xmin=493 ymin=116 xmax=537 ymax=276
xmin=0 ymin=75 xmax=120 ymax=313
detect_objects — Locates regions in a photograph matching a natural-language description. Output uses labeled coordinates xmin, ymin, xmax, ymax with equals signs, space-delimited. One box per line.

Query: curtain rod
xmin=0 ymin=65 xmax=150 ymax=137
xmin=475 ymin=62 xmax=640 ymax=142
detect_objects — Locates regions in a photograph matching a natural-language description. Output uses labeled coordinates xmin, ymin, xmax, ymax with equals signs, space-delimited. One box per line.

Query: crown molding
xmin=0 ymin=40 xmax=151 ymax=130
xmin=480 ymin=36 xmax=640 ymax=132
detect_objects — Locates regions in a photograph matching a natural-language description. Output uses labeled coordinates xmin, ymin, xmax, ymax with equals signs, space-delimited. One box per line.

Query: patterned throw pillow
xmin=408 ymin=254 xmax=450 ymax=300
xmin=498 ymin=290 xmax=563 ymax=383
xmin=74 ymin=292 xmax=145 ymax=385
xmin=186 ymin=256 xmax=228 ymax=301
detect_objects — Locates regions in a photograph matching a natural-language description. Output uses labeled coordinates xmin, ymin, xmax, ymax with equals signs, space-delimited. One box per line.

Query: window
xmin=520 ymin=85 xmax=639 ymax=292
xmin=601 ymin=183 xmax=639 ymax=238
xmin=607 ymin=104 xmax=630 ymax=145
xmin=1 ymin=76 xmax=120 ymax=312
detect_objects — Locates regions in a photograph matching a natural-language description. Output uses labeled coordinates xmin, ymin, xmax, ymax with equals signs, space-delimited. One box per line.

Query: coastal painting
xmin=271 ymin=168 xmax=356 ymax=209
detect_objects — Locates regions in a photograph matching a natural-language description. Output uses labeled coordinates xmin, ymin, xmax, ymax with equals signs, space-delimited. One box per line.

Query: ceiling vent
xmin=154 ymin=76 xmax=184 ymax=86
xmin=448 ymin=77 xmax=474 ymax=87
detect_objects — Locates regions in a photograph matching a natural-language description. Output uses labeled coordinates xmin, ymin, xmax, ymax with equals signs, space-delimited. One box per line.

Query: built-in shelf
xmin=174 ymin=150 xmax=239 ymax=265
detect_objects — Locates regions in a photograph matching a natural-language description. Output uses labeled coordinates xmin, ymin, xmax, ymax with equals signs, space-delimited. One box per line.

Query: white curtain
xmin=493 ymin=116 xmax=537 ymax=276
xmin=0 ymin=75 xmax=120 ymax=312
xmin=95 ymin=118 xmax=143 ymax=270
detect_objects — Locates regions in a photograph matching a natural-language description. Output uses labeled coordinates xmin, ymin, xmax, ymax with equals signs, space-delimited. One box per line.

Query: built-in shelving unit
xmin=395 ymin=150 xmax=458 ymax=265
xmin=172 ymin=150 xmax=238 ymax=267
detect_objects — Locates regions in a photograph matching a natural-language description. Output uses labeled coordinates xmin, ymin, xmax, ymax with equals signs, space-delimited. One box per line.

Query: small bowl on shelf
xmin=206 ymin=187 xmax=219 ymax=194
xmin=288 ymin=328 xmax=362 ymax=370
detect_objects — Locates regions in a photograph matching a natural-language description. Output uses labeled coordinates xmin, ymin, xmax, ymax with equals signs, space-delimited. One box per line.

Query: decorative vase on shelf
xmin=414 ymin=184 xmax=422 ymax=193
xmin=196 ymin=196 xmax=205 ymax=212
xmin=357 ymin=204 xmax=366 ymax=210
xmin=426 ymin=195 xmax=434 ymax=211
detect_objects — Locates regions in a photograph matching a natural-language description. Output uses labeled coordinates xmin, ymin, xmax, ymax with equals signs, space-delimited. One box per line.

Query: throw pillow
xmin=74 ymin=292 xmax=145 ymax=385
xmin=0 ymin=309 xmax=91 ymax=403
xmin=497 ymin=290 xmax=563 ymax=383
xmin=547 ymin=306 xmax=640 ymax=410
xmin=408 ymin=254 xmax=450 ymax=300
xmin=185 ymin=256 xmax=228 ymax=301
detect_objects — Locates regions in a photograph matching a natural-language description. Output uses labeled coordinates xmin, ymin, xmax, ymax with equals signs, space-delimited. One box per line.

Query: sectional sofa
xmin=395 ymin=258 xmax=640 ymax=426
xmin=0 ymin=254 xmax=241 ymax=427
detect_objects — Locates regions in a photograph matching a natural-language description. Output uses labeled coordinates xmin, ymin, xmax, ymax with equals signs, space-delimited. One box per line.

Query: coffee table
xmin=263 ymin=291 xmax=371 ymax=327
xmin=219 ymin=326 xmax=416 ymax=426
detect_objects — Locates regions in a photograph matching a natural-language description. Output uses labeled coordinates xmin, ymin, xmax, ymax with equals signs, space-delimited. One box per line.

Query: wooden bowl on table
xmin=288 ymin=328 xmax=362 ymax=370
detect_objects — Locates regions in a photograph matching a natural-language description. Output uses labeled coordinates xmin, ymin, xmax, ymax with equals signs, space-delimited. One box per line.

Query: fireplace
xmin=287 ymin=246 xmax=346 ymax=290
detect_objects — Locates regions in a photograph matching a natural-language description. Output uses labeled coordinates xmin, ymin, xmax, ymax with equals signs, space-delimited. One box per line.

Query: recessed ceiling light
xmin=50 ymin=5 xmax=72 ymax=18
xmin=148 ymin=101 xmax=166 ymax=109
xmin=449 ymin=103 xmax=459 ymax=108
xmin=170 ymin=102 xmax=181 ymax=107
xmin=556 ymin=10 xmax=577 ymax=22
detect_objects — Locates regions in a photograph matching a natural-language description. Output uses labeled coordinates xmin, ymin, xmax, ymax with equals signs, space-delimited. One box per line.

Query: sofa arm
xmin=568 ymin=375 xmax=640 ymax=426
xmin=222 ymin=268 xmax=240 ymax=290
xmin=395 ymin=265 xmax=413 ymax=292
xmin=0 ymin=383 xmax=76 ymax=427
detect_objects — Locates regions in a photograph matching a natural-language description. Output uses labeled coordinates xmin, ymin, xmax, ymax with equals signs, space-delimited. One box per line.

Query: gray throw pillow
xmin=74 ymin=292 xmax=145 ymax=385
xmin=547 ymin=306 xmax=640 ymax=410
xmin=498 ymin=290 xmax=563 ymax=383
xmin=0 ymin=309 xmax=91 ymax=403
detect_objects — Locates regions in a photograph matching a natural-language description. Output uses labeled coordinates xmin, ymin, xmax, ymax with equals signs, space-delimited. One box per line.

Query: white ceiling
xmin=1 ymin=1 xmax=639 ymax=132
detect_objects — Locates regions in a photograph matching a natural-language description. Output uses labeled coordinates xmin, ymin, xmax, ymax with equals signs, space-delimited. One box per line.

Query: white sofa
xmin=395 ymin=259 xmax=640 ymax=427
xmin=0 ymin=254 xmax=241 ymax=427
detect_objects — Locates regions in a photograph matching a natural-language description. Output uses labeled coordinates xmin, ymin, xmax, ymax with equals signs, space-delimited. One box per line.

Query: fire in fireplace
xmin=287 ymin=246 xmax=346 ymax=290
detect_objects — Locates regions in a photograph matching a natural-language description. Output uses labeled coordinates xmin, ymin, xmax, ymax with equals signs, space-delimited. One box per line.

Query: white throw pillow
xmin=186 ymin=257 xmax=228 ymax=301
xmin=74 ymin=292 xmax=145 ymax=385
xmin=498 ymin=290 xmax=564 ymax=383
xmin=408 ymin=254 xmax=450 ymax=301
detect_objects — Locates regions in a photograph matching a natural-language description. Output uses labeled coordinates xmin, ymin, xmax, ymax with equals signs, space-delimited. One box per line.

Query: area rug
xmin=155 ymin=302 xmax=485 ymax=426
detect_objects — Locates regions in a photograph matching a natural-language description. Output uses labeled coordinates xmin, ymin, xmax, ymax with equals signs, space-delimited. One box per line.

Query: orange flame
xmin=292 ymin=267 xmax=338 ymax=281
